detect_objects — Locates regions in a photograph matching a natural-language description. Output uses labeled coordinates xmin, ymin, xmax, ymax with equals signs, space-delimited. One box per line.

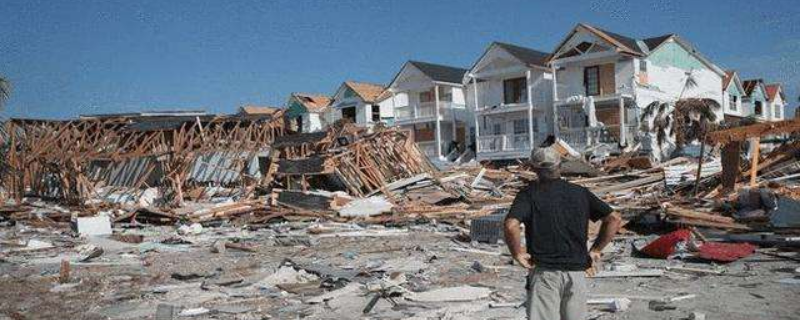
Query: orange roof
xmin=344 ymin=81 xmax=386 ymax=103
xmin=239 ymin=105 xmax=280 ymax=115
xmin=292 ymin=93 xmax=332 ymax=112
xmin=722 ymin=70 xmax=736 ymax=90
xmin=764 ymin=84 xmax=782 ymax=102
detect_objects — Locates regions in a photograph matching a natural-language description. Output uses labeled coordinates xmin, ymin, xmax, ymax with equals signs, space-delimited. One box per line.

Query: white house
xmin=765 ymin=83 xmax=786 ymax=121
xmin=721 ymin=71 xmax=747 ymax=121
xmin=548 ymin=24 xmax=726 ymax=156
xmin=328 ymin=81 xmax=389 ymax=129
xmin=463 ymin=42 xmax=554 ymax=161
xmin=742 ymin=79 xmax=771 ymax=122
xmin=284 ymin=93 xmax=332 ymax=133
xmin=379 ymin=61 xmax=469 ymax=160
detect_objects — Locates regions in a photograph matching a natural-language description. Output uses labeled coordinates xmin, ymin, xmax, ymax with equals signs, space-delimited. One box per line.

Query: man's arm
xmin=504 ymin=190 xmax=533 ymax=269
xmin=587 ymin=211 xmax=622 ymax=275
xmin=504 ymin=217 xmax=532 ymax=269
xmin=590 ymin=211 xmax=622 ymax=253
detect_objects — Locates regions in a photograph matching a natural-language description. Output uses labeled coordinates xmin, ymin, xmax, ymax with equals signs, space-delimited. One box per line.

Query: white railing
xmin=559 ymin=124 xmax=638 ymax=150
xmin=478 ymin=134 xmax=531 ymax=153
xmin=394 ymin=102 xmax=466 ymax=121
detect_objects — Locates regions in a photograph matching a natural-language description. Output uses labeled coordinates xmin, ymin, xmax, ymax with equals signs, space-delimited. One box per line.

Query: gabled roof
xmin=642 ymin=34 xmax=675 ymax=52
xmin=291 ymin=93 xmax=331 ymax=112
xmin=551 ymin=24 xmax=646 ymax=58
xmin=408 ymin=61 xmax=468 ymax=84
xmin=493 ymin=42 xmax=551 ymax=67
xmin=586 ymin=24 xmax=646 ymax=54
xmin=340 ymin=81 xmax=386 ymax=103
xmin=742 ymin=79 xmax=765 ymax=97
xmin=722 ymin=71 xmax=736 ymax=90
xmin=722 ymin=70 xmax=747 ymax=94
xmin=551 ymin=24 xmax=723 ymax=75
xmin=238 ymin=105 xmax=280 ymax=116
xmin=765 ymin=84 xmax=784 ymax=102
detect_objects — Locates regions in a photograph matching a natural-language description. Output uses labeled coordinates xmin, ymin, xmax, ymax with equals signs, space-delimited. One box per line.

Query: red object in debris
xmin=697 ymin=242 xmax=757 ymax=263
xmin=640 ymin=229 xmax=692 ymax=259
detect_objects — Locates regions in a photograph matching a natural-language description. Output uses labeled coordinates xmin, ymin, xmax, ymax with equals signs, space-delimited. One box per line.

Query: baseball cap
xmin=529 ymin=147 xmax=561 ymax=169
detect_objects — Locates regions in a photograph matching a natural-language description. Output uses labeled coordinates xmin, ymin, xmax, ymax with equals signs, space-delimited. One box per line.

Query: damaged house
xmin=2 ymin=110 xmax=286 ymax=207
xmin=379 ymin=60 xmax=470 ymax=161
xmin=464 ymin=42 xmax=555 ymax=161
xmin=283 ymin=93 xmax=332 ymax=133
xmin=549 ymin=24 xmax=727 ymax=157
xmin=327 ymin=81 xmax=390 ymax=130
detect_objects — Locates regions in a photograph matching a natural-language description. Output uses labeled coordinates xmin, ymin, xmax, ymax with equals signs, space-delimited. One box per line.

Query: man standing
xmin=504 ymin=147 xmax=622 ymax=320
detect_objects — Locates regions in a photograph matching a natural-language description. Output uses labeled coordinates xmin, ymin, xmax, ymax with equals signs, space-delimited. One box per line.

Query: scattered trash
xmin=587 ymin=297 xmax=631 ymax=312
xmin=74 ymin=216 xmax=113 ymax=237
xmin=407 ymin=286 xmax=491 ymax=302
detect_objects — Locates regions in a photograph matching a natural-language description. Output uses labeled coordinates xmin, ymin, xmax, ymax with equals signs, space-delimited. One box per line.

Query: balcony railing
xmin=477 ymin=133 xmax=532 ymax=153
xmin=394 ymin=101 xmax=466 ymax=121
xmin=559 ymin=124 xmax=638 ymax=150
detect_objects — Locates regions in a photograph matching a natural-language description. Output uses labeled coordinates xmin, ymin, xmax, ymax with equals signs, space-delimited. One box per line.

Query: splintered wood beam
xmin=750 ymin=137 xmax=760 ymax=187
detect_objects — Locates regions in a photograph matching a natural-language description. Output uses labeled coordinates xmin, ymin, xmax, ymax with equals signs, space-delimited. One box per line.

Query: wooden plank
xmin=750 ymin=137 xmax=760 ymax=187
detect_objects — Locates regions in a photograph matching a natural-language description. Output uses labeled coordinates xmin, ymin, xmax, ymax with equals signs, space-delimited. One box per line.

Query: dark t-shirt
xmin=506 ymin=179 xmax=613 ymax=271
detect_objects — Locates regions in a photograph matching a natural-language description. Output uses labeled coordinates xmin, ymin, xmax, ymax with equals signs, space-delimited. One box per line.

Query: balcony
xmin=394 ymin=101 xmax=466 ymax=124
xmin=559 ymin=124 xmax=638 ymax=151
xmin=477 ymin=133 xmax=531 ymax=154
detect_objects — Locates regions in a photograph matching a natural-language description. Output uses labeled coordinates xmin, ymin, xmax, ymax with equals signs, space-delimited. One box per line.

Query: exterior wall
xmin=555 ymin=57 xmax=635 ymax=101
xmin=744 ymin=86 xmax=769 ymax=121
xmin=770 ymin=98 xmax=785 ymax=121
xmin=301 ymin=112 xmax=325 ymax=133
xmin=723 ymin=82 xmax=746 ymax=117
xmin=636 ymin=40 xmax=723 ymax=121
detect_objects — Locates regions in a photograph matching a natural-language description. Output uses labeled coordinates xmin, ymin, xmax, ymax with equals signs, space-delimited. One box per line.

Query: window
xmin=639 ymin=60 xmax=647 ymax=73
xmin=371 ymin=105 xmax=381 ymax=122
xmin=438 ymin=86 xmax=453 ymax=102
xmin=754 ymin=101 xmax=763 ymax=116
xmin=729 ymin=94 xmax=738 ymax=111
xmin=342 ymin=106 xmax=357 ymax=122
xmin=584 ymin=66 xmax=600 ymax=96
xmin=419 ymin=90 xmax=433 ymax=103
xmin=513 ymin=119 xmax=528 ymax=134
xmin=503 ymin=77 xmax=527 ymax=104
xmin=296 ymin=116 xmax=303 ymax=131
xmin=492 ymin=123 xmax=502 ymax=135
xmin=775 ymin=105 xmax=782 ymax=119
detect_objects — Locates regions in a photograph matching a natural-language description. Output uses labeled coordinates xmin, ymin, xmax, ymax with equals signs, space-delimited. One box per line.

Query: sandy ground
xmin=1 ymin=223 xmax=799 ymax=320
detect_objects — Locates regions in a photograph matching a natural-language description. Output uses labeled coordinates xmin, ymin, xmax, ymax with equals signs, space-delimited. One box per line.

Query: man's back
xmin=507 ymin=179 xmax=612 ymax=271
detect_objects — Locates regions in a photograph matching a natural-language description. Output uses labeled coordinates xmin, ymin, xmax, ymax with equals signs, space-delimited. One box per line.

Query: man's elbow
xmin=604 ymin=211 xmax=623 ymax=226
xmin=504 ymin=217 xmax=521 ymax=233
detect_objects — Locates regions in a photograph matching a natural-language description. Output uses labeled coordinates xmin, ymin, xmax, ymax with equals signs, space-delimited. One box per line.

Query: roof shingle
xmin=493 ymin=42 xmax=551 ymax=67
xmin=344 ymin=81 xmax=386 ymax=103
xmin=408 ymin=61 xmax=468 ymax=84
xmin=292 ymin=93 xmax=332 ymax=112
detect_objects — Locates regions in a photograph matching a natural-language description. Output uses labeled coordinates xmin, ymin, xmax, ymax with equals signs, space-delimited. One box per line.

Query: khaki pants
xmin=526 ymin=268 xmax=587 ymax=320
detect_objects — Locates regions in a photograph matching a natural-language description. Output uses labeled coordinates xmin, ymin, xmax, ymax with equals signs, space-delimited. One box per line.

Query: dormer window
xmin=729 ymin=94 xmax=738 ymax=111
xmin=754 ymin=101 xmax=763 ymax=116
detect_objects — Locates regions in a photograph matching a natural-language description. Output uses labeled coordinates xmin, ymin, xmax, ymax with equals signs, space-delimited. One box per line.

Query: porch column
xmin=472 ymin=76 xmax=481 ymax=152
xmin=551 ymin=65 xmax=560 ymax=138
xmin=619 ymin=97 xmax=627 ymax=146
xmin=526 ymin=69 xmax=534 ymax=148
xmin=434 ymin=84 xmax=443 ymax=159
xmin=390 ymin=89 xmax=397 ymax=120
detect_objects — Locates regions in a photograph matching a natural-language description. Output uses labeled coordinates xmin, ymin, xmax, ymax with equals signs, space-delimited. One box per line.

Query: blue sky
xmin=1 ymin=0 xmax=798 ymax=119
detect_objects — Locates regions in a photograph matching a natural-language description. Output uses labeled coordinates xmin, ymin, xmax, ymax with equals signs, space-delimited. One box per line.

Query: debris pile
xmin=1 ymin=116 xmax=800 ymax=319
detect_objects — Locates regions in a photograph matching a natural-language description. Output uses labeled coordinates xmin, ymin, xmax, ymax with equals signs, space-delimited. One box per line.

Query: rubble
xmin=1 ymin=117 xmax=799 ymax=319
